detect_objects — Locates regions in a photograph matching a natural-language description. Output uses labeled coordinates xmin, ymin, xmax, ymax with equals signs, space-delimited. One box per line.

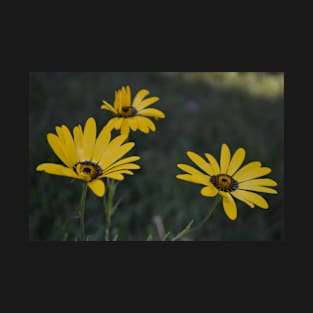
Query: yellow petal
xmin=138 ymin=108 xmax=165 ymax=119
xmin=36 ymin=163 xmax=79 ymax=180
xmin=234 ymin=190 xmax=269 ymax=209
xmin=128 ymin=116 xmax=139 ymax=131
xmin=121 ymin=86 xmax=131 ymax=107
xmin=227 ymin=147 xmax=246 ymax=176
xmin=114 ymin=89 xmax=122 ymax=112
xmin=132 ymin=89 xmax=150 ymax=108
xmin=104 ymin=133 xmax=127 ymax=150
xmin=176 ymin=174 xmax=210 ymax=185
xmin=103 ymin=172 xmax=125 ymax=180
xmin=96 ymin=134 xmax=127 ymax=167
xmin=104 ymin=117 xmax=118 ymax=132
xmin=82 ymin=117 xmax=97 ymax=161
xmin=137 ymin=116 xmax=156 ymax=132
xmin=187 ymin=151 xmax=214 ymax=175
xmin=110 ymin=169 xmax=134 ymax=176
xmin=220 ymin=144 xmax=231 ymax=174
xmin=222 ymin=193 xmax=238 ymax=220
xmin=230 ymin=190 xmax=255 ymax=208
xmin=104 ymin=156 xmax=140 ymax=172
xmin=100 ymin=142 xmax=135 ymax=169
xmin=177 ymin=163 xmax=209 ymax=179
xmin=108 ymin=142 xmax=135 ymax=163
xmin=92 ymin=125 xmax=112 ymax=162
xmin=47 ymin=133 xmax=70 ymax=167
xmin=232 ymin=161 xmax=262 ymax=181
xmin=60 ymin=125 xmax=78 ymax=166
xmin=126 ymin=86 xmax=131 ymax=103
xmin=100 ymin=100 xmax=117 ymax=114
xmin=200 ymin=184 xmax=219 ymax=197
xmin=136 ymin=116 xmax=150 ymax=133
xmin=102 ymin=169 xmax=135 ymax=180
xmin=239 ymin=178 xmax=278 ymax=187
xmin=234 ymin=166 xmax=271 ymax=183
xmin=114 ymin=117 xmax=123 ymax=130
xmin=135 ymin=97 xmax=160 ymax=111
xmin=88 ymin=180 xmax=105 ymax=197
xmin=55 ymin=126 xmax=68 ymax=156
xmin=55 ymin=126 xmax=64 ymax=143
xmin=103 ymin=163 xmax=140 ymax=175
xmin=100 ymin=171 xmax=132 ymax=179
xmin=120 ymin=119 xmax=130 ymax=137
xmin=239 ymin=183 xmax=278 ymax=194
xmin=113 ymin=170 xmax=134 ymax=175
xmin=205 ymin=153 xmax=220 ymax=175
xmin=73 ymin=125 xmax=85 ymax=161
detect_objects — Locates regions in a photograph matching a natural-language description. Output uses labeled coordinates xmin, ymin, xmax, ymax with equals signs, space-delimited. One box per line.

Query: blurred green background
xmin=29 ymin=72 xmax=284 ymax=241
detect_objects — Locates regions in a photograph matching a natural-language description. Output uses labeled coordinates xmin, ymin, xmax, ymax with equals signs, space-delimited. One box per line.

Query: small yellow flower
xmin=176 ymin=144 xmax=278 ymax=221
xmin=36 ymin=117 xmax=141 ymax=197
xmin=100 ymin=85 xmax=165 ymax=137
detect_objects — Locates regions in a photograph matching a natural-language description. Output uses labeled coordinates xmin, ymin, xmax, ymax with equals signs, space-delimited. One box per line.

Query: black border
xmin=12 ymin=33 xmax=295 ymax=279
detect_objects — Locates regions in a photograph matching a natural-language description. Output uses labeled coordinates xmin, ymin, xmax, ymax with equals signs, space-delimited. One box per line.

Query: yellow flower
xmin=100 ymin=85 xmax=165 ymax=137
xmin=176 ymin=144 xmax=278 ymax=221
xmin=36 ymin=117 xmax=141 ymax=197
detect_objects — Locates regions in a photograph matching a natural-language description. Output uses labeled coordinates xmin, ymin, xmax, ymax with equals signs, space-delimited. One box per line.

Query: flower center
xmin=118 ymin=106 xmax=137 ymax=117
xmin=210 ymin=174 xmax=238 ymax=192
xmin=73 ymin=161 xmax=103 ymax=182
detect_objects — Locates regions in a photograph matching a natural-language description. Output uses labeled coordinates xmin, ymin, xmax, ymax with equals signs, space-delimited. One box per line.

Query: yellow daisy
xmin=176 ymin=144 xmax=278 ymax=221
xmin=36 ymin=117 xmax=141 ymax=197
xmin=100 ymin=85 xmax=165 ymax=137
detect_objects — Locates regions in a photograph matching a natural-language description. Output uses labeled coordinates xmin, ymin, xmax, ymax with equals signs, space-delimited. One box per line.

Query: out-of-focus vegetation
xmin=29 ymin=72 xmax=284 ymax=241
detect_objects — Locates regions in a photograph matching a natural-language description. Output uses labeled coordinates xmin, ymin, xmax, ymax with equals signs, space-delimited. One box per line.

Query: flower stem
xmin=105 ymin=179 xmax=117 ymax=241
xmin=80 ymin=183 xmax=88 ymax=241
xmin=105 ymin=217 xmax=111 ymax=241
xmin=185 ymin=195 xmax=222 ymax=239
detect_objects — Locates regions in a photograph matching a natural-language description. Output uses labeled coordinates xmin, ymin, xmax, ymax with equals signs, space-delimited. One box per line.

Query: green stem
xmin=80 ymin=183 xmax=88 ymax=241
xmin=186 ymin=195 xmax=222 ymax=239
xmin=105 ymin=215 xmax=111 ymax=241
xmin=105 ymin=179 xmax=116 ymax=241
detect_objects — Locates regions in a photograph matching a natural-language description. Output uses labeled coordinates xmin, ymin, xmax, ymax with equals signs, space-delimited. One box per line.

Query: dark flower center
xmin=118 ymin=106 xmax=137 ymax=117
xmin=73 ymin=161 xmax=103 ymax=181
xmin=210 ymin=174 xmax=238 ymax=192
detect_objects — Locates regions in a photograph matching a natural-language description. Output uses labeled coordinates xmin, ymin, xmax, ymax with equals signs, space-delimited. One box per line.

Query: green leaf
xmin=62 ymin=232 xmax=68 ymax=241
xmin=112 ymin=232 xmax=119 ymax=241
xmin=146 ymin=234 xmax=153 ymax=241
xmin=162 ymin=232 xmax=171 ymax=241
